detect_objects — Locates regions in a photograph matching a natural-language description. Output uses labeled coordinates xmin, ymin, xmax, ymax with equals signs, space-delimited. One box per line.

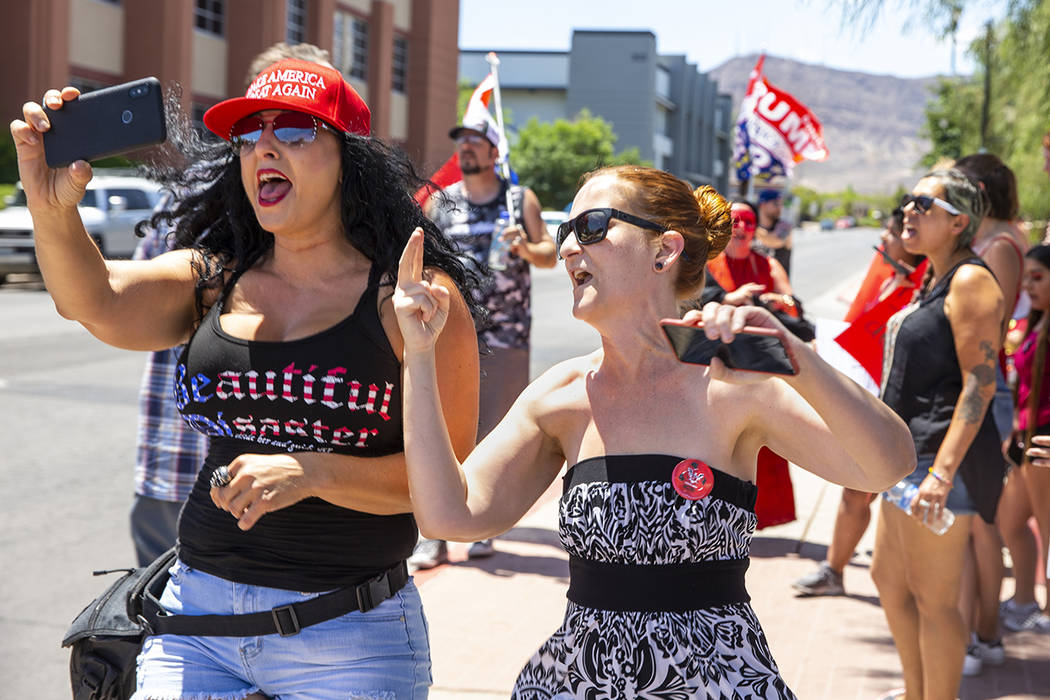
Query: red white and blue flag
xmin=415 ymin=73 xmax=509 ymax=207
xmin=732 ymin=56 xmax=828 ymax=183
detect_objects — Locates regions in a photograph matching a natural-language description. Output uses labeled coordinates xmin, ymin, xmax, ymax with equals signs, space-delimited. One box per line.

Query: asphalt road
xmin=0 ymin=225 xmax=879 ymax=699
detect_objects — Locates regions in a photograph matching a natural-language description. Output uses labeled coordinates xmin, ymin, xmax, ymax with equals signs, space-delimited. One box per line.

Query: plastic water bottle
xmin=487 ymin=209 xmax=512 ymax=271
xmin=882 ymin=479 xmax=956 ymax=535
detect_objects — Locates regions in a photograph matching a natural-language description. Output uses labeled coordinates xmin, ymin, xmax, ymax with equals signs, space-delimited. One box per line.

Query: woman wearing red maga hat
xmin=12 ymin=58 xmax=482 ymax=698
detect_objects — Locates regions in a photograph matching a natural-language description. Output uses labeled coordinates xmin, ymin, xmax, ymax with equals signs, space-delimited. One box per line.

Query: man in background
xmin=754 ymin=189 xmax=794 ymax=279
xmin=409 ymin=117 xmax=556 ymax=570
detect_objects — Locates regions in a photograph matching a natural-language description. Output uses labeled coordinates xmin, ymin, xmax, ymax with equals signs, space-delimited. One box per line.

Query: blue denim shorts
xmin=991 ymin=365 xmax=1013 ymax=442
xmin=907 ymin=456 xmax=977 ymax=516
xmin=133 ymin=559 xmax=431 ymax=700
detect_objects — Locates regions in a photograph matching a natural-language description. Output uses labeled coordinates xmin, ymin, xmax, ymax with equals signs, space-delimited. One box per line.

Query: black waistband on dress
xmin=567 ymin=556 xmax=750 ymax=612
xmin=564 ymin=454 xmax=758 ymax=511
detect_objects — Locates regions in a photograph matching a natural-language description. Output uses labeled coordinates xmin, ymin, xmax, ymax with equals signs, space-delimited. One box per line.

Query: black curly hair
xmin=137 ymin=97 xmax=485 ymax=326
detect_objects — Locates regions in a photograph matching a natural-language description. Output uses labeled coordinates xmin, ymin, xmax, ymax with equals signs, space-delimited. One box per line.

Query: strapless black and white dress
xmin=512 ymin=454 xmax=797 ymax=699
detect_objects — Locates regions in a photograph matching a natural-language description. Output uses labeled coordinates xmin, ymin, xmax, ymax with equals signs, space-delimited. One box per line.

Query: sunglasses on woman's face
xmin=900 ymin=193 xmax=961 ymax=216
xmin=229 ymin=111 xmax=333 ymax=155
xmin=556 ymin=208 xmax=664 ymax=258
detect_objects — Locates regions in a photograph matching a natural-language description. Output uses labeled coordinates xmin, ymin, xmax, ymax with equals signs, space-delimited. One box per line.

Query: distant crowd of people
xmin=11 ymin=40 xmax=1050 ymax=699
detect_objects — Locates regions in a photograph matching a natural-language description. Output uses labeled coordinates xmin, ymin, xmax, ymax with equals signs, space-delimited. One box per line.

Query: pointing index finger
xmin=398 ymin=227 xmax=424 ymax=286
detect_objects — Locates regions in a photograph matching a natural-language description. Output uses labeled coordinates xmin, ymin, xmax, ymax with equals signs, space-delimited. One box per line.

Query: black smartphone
xmin=873 ymin=245 xmax=913 ymax=277
xmin=660 ymin=319 xmax=798 ymax=375
xmin=43 ymin=77 xmax=167 ymax=168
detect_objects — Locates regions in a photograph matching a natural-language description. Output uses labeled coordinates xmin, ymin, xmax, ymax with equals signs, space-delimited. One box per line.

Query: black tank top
xmin=881 ymin=257 xmax=1005 ymax=522
xmin=174 ymin=265 xmax=415 ymax=591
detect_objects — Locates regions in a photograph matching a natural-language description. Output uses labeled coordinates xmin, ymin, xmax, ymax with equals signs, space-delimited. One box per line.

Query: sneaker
xmin=962 ymin=643 xmax=983 ymax=676
xmin=468 ymin=538 xmax=495 ymax=559
xmin=1000 ymin=599 xmax=1050 ymax=632
xmin=963 ymin=636 xmax=1005 ymax=676
xmin=408 ymin=539 xmax=448 ymax=571
xmin=792 ymin=562 xmax=845 ymax=596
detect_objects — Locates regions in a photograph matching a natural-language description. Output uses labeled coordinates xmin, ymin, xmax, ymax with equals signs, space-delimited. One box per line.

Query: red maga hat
xmin=203 ymin=58 xmax=370 ymax=141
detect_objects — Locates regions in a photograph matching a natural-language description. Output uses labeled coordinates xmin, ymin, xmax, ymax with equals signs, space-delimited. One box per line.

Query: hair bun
xmin=693 ymin=185 xmax=731 ymax=260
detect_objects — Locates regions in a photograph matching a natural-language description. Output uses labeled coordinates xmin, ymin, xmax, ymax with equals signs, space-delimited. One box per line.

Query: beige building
xmin=1 ymin=0 xmax=460 ymax=170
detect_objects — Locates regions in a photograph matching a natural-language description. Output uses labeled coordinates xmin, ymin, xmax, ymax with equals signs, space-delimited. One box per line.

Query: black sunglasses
xmin=556 ymin=208 xmax=664 ymax=257
xmin=229 ymin=111 xmax=334 ymax=155
xmin=900 ymin=193 xmax=961 ymax=215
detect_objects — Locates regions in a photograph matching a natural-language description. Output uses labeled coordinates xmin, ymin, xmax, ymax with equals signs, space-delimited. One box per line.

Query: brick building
xmin=1 ymin=0 xmax=459 ymax=170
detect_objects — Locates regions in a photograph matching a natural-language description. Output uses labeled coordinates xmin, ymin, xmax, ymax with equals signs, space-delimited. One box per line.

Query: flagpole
xmin=485 ymin=51 xmax=518 ymax=222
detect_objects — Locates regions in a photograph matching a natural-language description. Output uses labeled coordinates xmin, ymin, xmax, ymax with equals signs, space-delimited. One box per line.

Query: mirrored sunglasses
xmin=229 ymin=111 xmax=332 ymax=154
xmin=455 ymin=133 xmax=489 ymax=145
xmin=556 ymin=208 xmax=664 ymax=258
xmin=900 ymin=193 xmax=961 ymax=216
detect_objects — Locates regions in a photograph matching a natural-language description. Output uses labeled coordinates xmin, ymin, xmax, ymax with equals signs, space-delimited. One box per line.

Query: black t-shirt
xmin=174 ymin=267 xmax=414 ymax=591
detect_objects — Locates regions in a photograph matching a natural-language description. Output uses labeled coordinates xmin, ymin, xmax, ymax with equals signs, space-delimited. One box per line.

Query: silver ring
xmin=210 ymin=465 xmax=232 ymax=489
xmin=917 ymin=498 xmax=931 ymax=508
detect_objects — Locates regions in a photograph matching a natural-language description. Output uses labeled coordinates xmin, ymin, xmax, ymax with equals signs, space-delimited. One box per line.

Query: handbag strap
xmin=140 ymin=560 xmax=409 ymax=637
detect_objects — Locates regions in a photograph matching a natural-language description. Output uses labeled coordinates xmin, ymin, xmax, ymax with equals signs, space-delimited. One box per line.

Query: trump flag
xmin=732 ymin=56 xmax=829 ymax=182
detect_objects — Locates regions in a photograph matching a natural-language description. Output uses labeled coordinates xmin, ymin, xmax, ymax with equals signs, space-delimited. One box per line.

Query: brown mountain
xmin=707 ymin=54 xmax=940 ymax=194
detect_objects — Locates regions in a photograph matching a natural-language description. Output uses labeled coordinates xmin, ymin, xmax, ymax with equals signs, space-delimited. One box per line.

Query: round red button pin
xmin=672 ymin=459 xmax=714 ymax=500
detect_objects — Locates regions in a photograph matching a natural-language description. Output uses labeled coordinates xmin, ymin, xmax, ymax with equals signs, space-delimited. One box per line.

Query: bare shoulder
xmin=950 ymin=261 xmax=1002 ymax=296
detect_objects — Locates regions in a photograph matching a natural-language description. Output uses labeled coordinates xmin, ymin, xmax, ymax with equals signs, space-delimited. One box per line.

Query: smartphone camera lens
xmin=122 ymin=110 xmax=134 ymax=124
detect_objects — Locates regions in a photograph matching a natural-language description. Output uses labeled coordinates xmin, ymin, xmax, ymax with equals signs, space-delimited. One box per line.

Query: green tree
xmin=834 ymin=0 xmax=1050 ymax=219
xmin=511 ymin=110 xmax=646 ymax=210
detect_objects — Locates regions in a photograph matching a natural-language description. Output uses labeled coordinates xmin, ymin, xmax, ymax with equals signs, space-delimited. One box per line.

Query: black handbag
xmin=62 ymin=548 xmax=176 ymax=700
xmin=61 ymin=549 xmax=410 ymax=700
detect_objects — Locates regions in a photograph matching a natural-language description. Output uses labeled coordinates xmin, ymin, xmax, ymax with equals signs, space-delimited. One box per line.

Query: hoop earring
xmin=654 ymin=262 xmax=664 ymax=271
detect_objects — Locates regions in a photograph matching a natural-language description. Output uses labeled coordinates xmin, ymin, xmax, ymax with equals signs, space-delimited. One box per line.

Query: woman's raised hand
xmin=9 ymin=87 xmax=92 ymax=212
xmin=689 ymin=301 xmax=796 ymax=384
xmin=394 ymin=228 xmax=451 ymax=355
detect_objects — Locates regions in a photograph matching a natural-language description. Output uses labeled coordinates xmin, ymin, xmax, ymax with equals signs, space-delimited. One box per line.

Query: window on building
xmin=195 ymin=0 xmax=224 ymax=36
xmin=334 ymin=12 xmax=368 ymax=80
xmin=392 ymin=36 xmax=408 ymax=93
xmin=655 ymin=66 xmax=672 ymax=101
xmin=286 ymin=0 xmax=307 ymax=44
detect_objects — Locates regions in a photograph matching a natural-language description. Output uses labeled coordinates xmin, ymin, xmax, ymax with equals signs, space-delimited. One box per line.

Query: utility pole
xmin=980 ymin=20 xmax=993 ymax=151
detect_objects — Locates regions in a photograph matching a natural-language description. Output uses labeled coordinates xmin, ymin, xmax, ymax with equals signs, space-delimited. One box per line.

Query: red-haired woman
xmin=394 ymin=165 xmax=914 ymax=698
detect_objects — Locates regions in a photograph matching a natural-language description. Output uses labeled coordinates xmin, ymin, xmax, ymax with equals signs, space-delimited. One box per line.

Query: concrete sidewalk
xmin=416 ymin=466 xmax=1050 ymax=699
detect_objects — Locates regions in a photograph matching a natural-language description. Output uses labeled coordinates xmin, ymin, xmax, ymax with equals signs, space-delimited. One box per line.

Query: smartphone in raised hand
xmin=43 ymin=77 xmax=167 ymax=168
xmin=659 ymin=319 xmax=798 ymax=376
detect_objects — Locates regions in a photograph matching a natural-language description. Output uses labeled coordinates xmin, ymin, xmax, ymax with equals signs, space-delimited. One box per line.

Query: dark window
xmin=286 ymin=0 xmax=306 ymax=44
xmin=392 ymin=36 xmax=408 ymax=93
xmin=79 ymin=190 xmax=98 ymax=208
xmin=333 ymin=12 xmax=368 ymax=81
xmin=195 ymin=0 xmax=224 ymax=36
xmin=106 ymin=188 xmax=153 ymax=210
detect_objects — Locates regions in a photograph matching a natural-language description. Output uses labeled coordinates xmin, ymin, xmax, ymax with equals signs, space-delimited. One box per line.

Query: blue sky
xmin=459 ymin=0 xmax=1006 ymax=79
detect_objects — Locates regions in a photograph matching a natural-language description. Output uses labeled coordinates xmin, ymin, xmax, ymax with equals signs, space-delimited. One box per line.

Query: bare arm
xmin=698 ymin=303 xmax=915 ymax=491
xmin=767 ymin=257 xmax=794 ymax=296
xmin=212 ymin=266 xmax=481 ymax=529
xmin=394 ymin=229 xmax=564 ymax=540
xmin=11 ymin=88 xmax=199 ymax=349
xmin=509 ymin=188 xmax=557 ymax=268
xmin=982 ymin=237 xmax=1021 ymax=333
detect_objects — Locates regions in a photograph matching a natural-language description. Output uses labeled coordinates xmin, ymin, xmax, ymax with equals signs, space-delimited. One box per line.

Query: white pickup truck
xmin=0 ymin=173 xmax=162 ymax=284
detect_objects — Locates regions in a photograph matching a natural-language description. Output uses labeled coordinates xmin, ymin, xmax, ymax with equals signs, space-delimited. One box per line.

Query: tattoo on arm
xmin=960 ymin=340 xmax=997 ymax=424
